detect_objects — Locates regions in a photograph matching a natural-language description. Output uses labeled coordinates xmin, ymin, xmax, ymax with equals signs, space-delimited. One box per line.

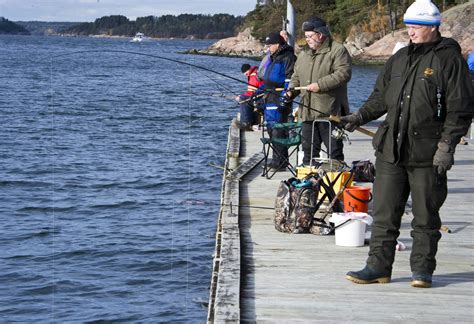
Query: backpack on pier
xmin=274 ymin=176 xmax=321 ymax=234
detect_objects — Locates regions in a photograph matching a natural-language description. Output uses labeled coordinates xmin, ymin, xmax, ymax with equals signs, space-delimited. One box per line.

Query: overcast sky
xmin=0 ymin=0 xmax=258 ymax=22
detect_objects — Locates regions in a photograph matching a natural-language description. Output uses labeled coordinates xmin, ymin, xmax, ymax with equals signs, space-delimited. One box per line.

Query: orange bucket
xmin=343 ymin=186 xmax=372 ymax=212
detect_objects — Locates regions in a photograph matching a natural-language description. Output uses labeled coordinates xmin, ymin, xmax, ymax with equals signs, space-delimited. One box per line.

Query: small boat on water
xmin=131 ymin=32 xmax=145 ymax=42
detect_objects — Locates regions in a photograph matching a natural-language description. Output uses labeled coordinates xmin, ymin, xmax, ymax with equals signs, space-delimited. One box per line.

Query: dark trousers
xmin=239 ymin=95 xmax=253 ymax=125
xmin=366 ymin=159 xmax=447 ymax=274
xmin=301 ymin=121 xmax=344 ymax=164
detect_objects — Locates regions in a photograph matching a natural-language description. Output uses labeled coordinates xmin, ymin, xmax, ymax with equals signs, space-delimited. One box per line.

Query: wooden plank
xmin=226 ymin=152 xmax=265 ymax=180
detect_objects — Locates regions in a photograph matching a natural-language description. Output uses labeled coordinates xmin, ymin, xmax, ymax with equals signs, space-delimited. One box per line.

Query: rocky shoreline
xmin=186 ymin=2 xmax=473 ymax=64
xmin=184 ymin=28 xmax=266 ymax=59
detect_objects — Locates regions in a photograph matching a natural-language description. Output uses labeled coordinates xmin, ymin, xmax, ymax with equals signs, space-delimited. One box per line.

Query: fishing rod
xmin=237 ymin=93 xmax=265 ymax=105
xmin=327 ymin=115 xmax=375 ymax=137
xmin=275 ymin=86 xmax=308 ymax=91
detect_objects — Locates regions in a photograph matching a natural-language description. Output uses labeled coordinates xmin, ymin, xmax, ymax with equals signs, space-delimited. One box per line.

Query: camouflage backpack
xmin=274 ymin=176 xmax=320 ymax=234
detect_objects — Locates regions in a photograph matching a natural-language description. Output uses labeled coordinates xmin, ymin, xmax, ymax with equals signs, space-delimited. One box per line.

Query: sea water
xmin=0 ymin=34 xmax=380 ymax=322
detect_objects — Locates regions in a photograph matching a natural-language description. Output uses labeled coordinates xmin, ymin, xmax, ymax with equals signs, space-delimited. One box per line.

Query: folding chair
xmin=260 ymin=121 xmax=302 ymax=179
xmin=307 ymin=161 xmax=354 ymax=234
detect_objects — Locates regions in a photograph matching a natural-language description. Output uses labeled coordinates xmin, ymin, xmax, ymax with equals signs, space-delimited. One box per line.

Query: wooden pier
xmin=207 ymin=121 xmax=473 ymax=323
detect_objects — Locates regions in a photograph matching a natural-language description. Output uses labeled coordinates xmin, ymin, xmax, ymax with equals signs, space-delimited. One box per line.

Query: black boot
xmin=346 ymin=266 xmax=391 ymax=284
xmin=411 ymin=271 xmax=432 ymax=288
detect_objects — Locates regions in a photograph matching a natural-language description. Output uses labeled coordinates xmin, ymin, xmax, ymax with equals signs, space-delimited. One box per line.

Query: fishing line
xmin=177 ymin=199 xmax=275 ymax=210
xmin=52 ymin=49 xmax=244 ymax=110
xmin=186 ymin=90 xmax=238 ymax=102
xmin=51 ymin=49 xmax=335 ymax=117
xmin=191 ymin=67 xmax=239 ymax=97
xmin=52 ymin=49 xmax=249 ymax=86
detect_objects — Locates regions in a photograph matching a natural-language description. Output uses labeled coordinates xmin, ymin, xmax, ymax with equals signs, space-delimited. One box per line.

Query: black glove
xmin=433 ymin=141 xmax=454 ymax=175
xmin=340 ymin=111 xmax=363 ymax=132
xmin=280 ymin=90 xmax=293 ymax=105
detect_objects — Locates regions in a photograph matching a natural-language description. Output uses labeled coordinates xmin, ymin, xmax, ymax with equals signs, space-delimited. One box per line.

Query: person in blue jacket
xmin=467 ymin=51 xmax=474 ymax=71
xmin=260 ymin=32 xmax=296 ymax=170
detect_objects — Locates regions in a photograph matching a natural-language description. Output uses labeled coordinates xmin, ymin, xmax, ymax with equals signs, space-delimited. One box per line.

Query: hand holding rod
xmin=329 ymin=115 xmax=376 ymax=138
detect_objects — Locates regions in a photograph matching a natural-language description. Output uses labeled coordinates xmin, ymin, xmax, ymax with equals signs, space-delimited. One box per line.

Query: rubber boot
xmin=411 ymin=272 xmax=432 ymax=288
xmin=346 ymin=266 xmax=391 ymax=284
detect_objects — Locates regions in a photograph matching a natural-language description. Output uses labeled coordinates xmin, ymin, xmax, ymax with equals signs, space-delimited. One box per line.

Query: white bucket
xmin=330 ymin=213 xmax=373 ymax=247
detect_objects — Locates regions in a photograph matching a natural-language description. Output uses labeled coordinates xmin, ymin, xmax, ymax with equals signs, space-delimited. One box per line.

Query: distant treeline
xmin=0 ymin=17 xmax=30 ymax=35
xmin=65 ymin=14 xmax=244 ymax=39
xmin=16 ymin=21 xmax=80 ymax=36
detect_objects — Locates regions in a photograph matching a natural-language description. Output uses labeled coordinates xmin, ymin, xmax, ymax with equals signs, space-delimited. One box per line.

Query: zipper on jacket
xmin=307 ymin=55 xmax=316 ymax=109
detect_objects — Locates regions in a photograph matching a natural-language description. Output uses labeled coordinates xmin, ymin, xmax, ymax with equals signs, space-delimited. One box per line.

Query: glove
xmin=340 ymin=111 xmax=363 ymax=132
xmin=433 ymin=141 xmax=454 ymax=175
xmin=282 ymin=96 xmax=292 ymax=105
xmin=278 ymin=90 xmax=292 ymax=105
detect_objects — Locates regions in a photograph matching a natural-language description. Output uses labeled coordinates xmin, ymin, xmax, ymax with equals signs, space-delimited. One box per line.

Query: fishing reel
xmin=332 ymin=126 xmax=351 ymax=143
xmin=248 ymin=93 xmax=265 ymax=110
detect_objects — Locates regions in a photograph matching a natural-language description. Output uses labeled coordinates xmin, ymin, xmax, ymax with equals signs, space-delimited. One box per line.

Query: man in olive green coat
xmin=342 ymin=0 xmax=473 ymax=288
xmin=286 ymin=17 xmax=352 ymax=165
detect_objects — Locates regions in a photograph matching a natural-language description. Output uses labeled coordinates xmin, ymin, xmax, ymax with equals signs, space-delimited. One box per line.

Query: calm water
xmin=0 ymin=34 xmax=380 ymax=322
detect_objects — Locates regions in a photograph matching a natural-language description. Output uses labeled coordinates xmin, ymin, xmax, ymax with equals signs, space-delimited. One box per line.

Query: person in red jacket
xmin=236 ymin=64 xmax=264 ymax=130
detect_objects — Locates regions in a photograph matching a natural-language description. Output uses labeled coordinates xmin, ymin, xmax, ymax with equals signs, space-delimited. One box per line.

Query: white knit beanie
xmin=403 ymin=0 xmax=441 ymax=26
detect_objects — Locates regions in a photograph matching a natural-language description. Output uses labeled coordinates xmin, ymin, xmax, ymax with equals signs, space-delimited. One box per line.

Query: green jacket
xmin=359 ymin=37 xmax=473 ymax=166
xmin=289 ymin=38 xmax=352 ymax=121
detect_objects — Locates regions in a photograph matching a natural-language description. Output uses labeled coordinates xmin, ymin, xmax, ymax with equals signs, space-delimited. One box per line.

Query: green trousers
xmin=366 ymin=159 xmax=447 ymax=274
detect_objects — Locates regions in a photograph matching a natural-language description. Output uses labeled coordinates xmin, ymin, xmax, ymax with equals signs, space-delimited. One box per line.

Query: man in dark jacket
xmin=342 ymin=0 xmax=473 ymax=288
xmin=260 ymin=32 xmax=297 ymax=170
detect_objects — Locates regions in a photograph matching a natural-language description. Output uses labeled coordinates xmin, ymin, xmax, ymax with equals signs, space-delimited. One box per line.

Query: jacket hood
xmin=436 ymin=37 xmax=462 ymax=53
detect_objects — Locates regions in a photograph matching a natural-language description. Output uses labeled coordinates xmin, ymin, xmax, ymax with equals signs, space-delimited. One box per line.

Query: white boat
xmin=131 ymin=32 xmax=145 ymax=42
